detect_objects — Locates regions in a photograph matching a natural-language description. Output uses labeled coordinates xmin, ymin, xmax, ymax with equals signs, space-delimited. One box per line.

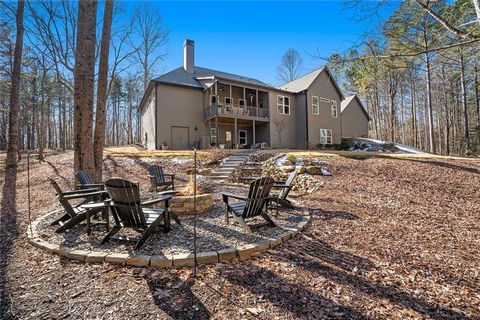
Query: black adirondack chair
xmin=148 ymin=165 xmax=175 ymax=192
xmin=222 ymin=176 xmax=275 ymax=233
xmin=270 ymin=170 xmax=297 ymax=209
xmin=48 ymin=177 xmax=108 ymax=233
xmin=75 ymin=170 xmax=104 ymax=190
xmin=103 ymin=178 xmax=179 ymax=249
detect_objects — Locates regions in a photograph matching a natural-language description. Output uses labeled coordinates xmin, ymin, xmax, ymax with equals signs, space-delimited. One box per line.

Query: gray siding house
xmin=139 ymin=39 xmax=369 ymax=150
xmin=340 ymin=95 xmax=371 ymax=138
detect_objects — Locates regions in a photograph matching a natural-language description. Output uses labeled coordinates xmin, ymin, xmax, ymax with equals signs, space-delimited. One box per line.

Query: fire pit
xmin=170 ymin=174 xmax=213 ymax=215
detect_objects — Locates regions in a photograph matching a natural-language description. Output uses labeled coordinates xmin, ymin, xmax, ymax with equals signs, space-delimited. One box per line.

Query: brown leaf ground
xmin=1 ymin=152 xmax=479 ymax=319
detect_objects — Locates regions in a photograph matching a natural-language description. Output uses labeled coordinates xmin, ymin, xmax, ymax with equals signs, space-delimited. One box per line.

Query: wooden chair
xmin=221 ymin=176 xmax=275 ymax=233
xmin=48 ymin=177 xmax=108 ymax=233
xmin=75 ymin=170 xmax=104 ymax=190
xmin=148 ymin=165 xmax=175 ymax=192
xmin=270 ymin=170 xmax=297 ymax=209
xmin=103 ymin=178 xmax=179 ymax=249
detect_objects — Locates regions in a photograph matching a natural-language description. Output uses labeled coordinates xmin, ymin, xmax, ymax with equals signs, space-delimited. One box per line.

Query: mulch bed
xmin=1 ymin=152 xmax=480 ymax=319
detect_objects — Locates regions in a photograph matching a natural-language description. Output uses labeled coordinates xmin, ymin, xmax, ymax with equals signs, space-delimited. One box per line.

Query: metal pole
xmin=193 ymin=148 xmax=197 ymax=277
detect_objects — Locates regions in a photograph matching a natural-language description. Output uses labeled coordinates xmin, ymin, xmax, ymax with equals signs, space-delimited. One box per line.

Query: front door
xmin=225 ymin=131 xmax=232 ymax=149
xmin=171 ymin=126 xmax=189 ymax=150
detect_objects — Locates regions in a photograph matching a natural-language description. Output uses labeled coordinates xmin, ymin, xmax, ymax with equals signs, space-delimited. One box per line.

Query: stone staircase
xmin=209 ymin=150 xmax=254 ymax=180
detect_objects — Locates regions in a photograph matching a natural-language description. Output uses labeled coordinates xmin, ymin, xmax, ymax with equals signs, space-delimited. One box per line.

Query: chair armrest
xmin=81 ymin=201 xmax=112 ymax=210
xmin=62 ymin=187 xmax=101 ymax=195
xmin=221 ymin=192 xmax=248 ymax=202
xmin=78 ymin=183 xmax=104 ymax=188
xmin=142 ymin=195 xmax=172 ymax=207
xmin=63 ymin=190 xmax=107 ymax=200
xmin=273 ymin=183 xmax=292 ymax=189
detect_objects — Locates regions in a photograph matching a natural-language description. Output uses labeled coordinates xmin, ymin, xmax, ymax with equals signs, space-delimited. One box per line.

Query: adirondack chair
xmin=48 ymin=177 xmax=108 ymax=234
xmin=75 ymin=170 xmax=104 ymax=190
xmin=221 ymin=176 xmax=275 ymax=233
xmin=148 ymin=165 xmax=175 ymax=192
xmin=102 ymin=178 xmax=179 ymax=249
xmin=270 ymin=170 xmax=297 ymax=209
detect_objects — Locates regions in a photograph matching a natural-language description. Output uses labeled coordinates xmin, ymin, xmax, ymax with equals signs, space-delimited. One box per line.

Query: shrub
xmin=381 ymin=143 xmax=398 ymax=152
xmin=285 ymin=153 xmax=297 ymax=164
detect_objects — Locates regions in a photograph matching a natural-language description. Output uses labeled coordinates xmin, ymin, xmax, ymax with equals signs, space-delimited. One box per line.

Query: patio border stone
xmin=26 ymin=207 xmax=311 ymax=268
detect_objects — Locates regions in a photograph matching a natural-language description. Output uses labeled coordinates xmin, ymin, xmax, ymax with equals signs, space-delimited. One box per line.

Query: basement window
xmin=320 ymin=129 xmax=332 ymax=144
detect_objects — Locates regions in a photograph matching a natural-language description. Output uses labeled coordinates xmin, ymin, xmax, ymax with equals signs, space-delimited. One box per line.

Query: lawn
xmin=0 ymin=151 xmax=479 ymax=319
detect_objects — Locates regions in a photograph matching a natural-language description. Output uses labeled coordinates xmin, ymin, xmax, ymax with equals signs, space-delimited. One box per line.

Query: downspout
xmin=304 ymin=89 xmax=309 ymax=149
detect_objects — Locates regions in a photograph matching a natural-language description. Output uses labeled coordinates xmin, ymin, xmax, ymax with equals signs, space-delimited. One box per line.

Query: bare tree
xmin=5 ymin=0 xmax=25 ymax=168
xmin=277 ymin=48 xmax=303 ymax=83
xmin=73 ymin=0 xmax=97 ymax=177
xmin=129 ymin=3 xmax=169 ymax=91
xmin=93 ymin=0 xmax=114 ymax=182
xmin=272 ymin=118 xmax=288 ymax=146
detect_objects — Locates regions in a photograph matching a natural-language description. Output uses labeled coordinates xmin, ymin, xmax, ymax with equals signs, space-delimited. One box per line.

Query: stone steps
xmin=208 ymin=151 xmax=255 ymax=181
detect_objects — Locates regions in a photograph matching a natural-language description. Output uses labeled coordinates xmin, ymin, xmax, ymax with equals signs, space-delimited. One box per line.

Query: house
xmin=340 ymin=95 xmax=371 ymax=138
xmin=139 ymin=39 xmax=369 ymax=150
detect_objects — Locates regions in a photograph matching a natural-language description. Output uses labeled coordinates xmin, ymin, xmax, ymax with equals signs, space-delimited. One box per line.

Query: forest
xmin=2 ymin=0 xmax=480 ymax=161
xmin=327 ymin=0 xmax=480 ymax=155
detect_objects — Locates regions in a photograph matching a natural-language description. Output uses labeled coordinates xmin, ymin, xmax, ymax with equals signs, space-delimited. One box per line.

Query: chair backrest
xmin=243 ymin=176 xmax=274 ymax=218
xmin=148 ymin=165 xmax=166 ymax=185
xmin=48 ymin=177 xmax=77 ymax=218
xmin=76 ymin=170 xmax=95 ymax=185
xmin=279 ymin=170 xmax=297 ymax=199
xmin=104 ymin=178 xmax=147 ymax=228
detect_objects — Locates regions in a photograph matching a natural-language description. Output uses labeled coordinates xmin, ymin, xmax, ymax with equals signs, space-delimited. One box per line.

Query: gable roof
xmin=152 ymin=66 xmax=268 ymax=89
xmin=278 ymin=66 xmax=344 ymax=99
xmin=341 ymin=95 xmax=371 ymax=121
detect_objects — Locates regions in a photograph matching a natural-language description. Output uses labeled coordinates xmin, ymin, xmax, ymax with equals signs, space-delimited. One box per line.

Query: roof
xmin=278 ymin=66 xmax=344 ymax=99
xmin=152 ymin=66 xmax=268 ymax=89
xmin=341 ymin=95 xmax=371 ymax=121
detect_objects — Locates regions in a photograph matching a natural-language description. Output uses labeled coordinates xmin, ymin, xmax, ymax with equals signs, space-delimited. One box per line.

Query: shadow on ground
xmin=0 ymin=167 xmax=18 ymax=319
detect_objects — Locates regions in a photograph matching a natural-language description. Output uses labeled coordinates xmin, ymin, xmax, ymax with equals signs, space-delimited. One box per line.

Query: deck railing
xmin=203 ymin=103 xmax=269 ymax=120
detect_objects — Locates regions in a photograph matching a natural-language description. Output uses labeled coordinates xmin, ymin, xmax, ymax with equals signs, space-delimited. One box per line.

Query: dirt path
xmin=1 ymin=152 xmax=479 ymax=319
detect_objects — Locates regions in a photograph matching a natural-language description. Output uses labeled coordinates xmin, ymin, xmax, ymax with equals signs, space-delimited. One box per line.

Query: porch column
xmin=215 ymin=116 xmax=219 ymax=147
xmin=208 ymin=119 xmax=212 ymax=146
xmin=255 ymin=90 xmax=259 ymax=117
xmin=253 ymin=120 xmax=256 ymax=149
xmin=234 ymin=117 xmax=238 ymax=149
xmin=243 ymin=88 xmax=246 ymax=100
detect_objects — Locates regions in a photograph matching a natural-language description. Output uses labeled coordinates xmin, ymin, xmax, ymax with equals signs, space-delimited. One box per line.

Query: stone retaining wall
xmin=26 ymin=211 xmax=311 ymax=268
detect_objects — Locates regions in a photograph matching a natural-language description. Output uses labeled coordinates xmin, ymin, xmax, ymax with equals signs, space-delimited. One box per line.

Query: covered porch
xmin=204 ymin=117 xmax=270 ymax=149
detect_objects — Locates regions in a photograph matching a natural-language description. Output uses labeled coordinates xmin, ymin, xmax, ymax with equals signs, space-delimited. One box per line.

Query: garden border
xmin=26 ymin=209 xmax=311 ymax=267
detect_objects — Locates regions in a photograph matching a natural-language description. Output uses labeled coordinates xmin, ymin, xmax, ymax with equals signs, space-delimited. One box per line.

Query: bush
xmin=285 ymin=153 xmax=297 ymax=164
xmin=381 ymin=143 xmax=398 ymax=152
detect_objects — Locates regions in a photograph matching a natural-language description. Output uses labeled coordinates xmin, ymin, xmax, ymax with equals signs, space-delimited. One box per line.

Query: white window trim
xmin=277 ymin=95 xmax=291 ymax=115
xmin=210 ymin=128 xmax=217 ymax=144
xmin=210 ymin=95 xmax=219 ymax=105
xmin=238 ymin=99 xmax=245 ymax=107
xmin=225 ymin=97 xmax=233 ymax=105
xmin=319 ymin=97 xmax=330 ymax=103
xmin=238 ymin=130 xmax=247 ymax=145
xmin=331 ymin=100 xmax=338 ymax=118
xmin=320 ymin=129 xmax=333 ymax=145
xmin=312 ymin=95 xmax=319 ymax=115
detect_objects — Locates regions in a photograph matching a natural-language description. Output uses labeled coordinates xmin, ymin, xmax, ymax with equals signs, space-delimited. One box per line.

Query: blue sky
xmin=124 ymin=1 xmax=398 ymax=86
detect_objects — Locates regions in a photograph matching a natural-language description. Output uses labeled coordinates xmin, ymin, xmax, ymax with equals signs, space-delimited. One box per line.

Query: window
xmin=225 ymin=97 xmax=233 ymax=105
xmin=238 ymin=130 xmax=247 ymax=145
xmin=312 ymin=96 xmax=319 ymax=115
xmin=277 ymin=95 xmax=291 ymax=115
xmin=210 ymin=128 xmax=217 ymax=145
xmin=320 ymin=97 xmax=330 ymax=103
xmin=238 ymin=99 xmax=245 ymax=107
xmin=210 ymin=95 xmax=218 ymax=105
xmin=331 ymin=100 xmax=338 ymax=118
xmin=320 ymin=129 xmax=333 ymax=144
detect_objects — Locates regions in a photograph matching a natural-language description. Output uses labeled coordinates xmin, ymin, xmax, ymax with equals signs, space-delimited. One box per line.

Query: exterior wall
xmin=295 ymin=93 xmax=308 ymax=149
xmin=341 ymin=100 xmax=369 ymax=138
xmin=140 ymin=88 xmax=156 ymax=150
xmin=156 ymin=84 xmax=205 ymax=150
xmin=306 ymin=70 xmax=343 ymax=147
xmin=268 ymin=91 xmax=299 ymax=148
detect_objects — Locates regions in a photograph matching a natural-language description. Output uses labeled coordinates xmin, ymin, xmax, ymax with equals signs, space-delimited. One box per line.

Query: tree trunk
xmin=6 ymin=0 xmax=25 ymax=168
xmin=73 ymin=0 xmax=97 ymax=178
xmin=459 ymin=47 xmax=470 ymax=152
xmin=93 ymin=0 xmax=114 ymax=182
xmin=425 ymin=51 xmax=435 ymax=153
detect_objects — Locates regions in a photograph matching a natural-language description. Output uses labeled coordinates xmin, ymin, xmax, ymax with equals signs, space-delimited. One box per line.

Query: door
xmin=171 ymin=126 xmax=189 ymax=150
xmin=238 ymin=130 xmax=247 ymax=146
xmin=225 ymin=131 xmax=232 ymax=149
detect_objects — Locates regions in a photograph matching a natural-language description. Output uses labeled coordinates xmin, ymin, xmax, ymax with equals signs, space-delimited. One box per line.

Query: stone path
xmin=209 ymin=150 xmax=254 ymax=180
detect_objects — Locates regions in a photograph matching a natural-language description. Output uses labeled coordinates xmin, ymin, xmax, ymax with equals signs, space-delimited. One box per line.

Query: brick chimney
xmin=183 ymin=39 xmax=194 ymax=73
